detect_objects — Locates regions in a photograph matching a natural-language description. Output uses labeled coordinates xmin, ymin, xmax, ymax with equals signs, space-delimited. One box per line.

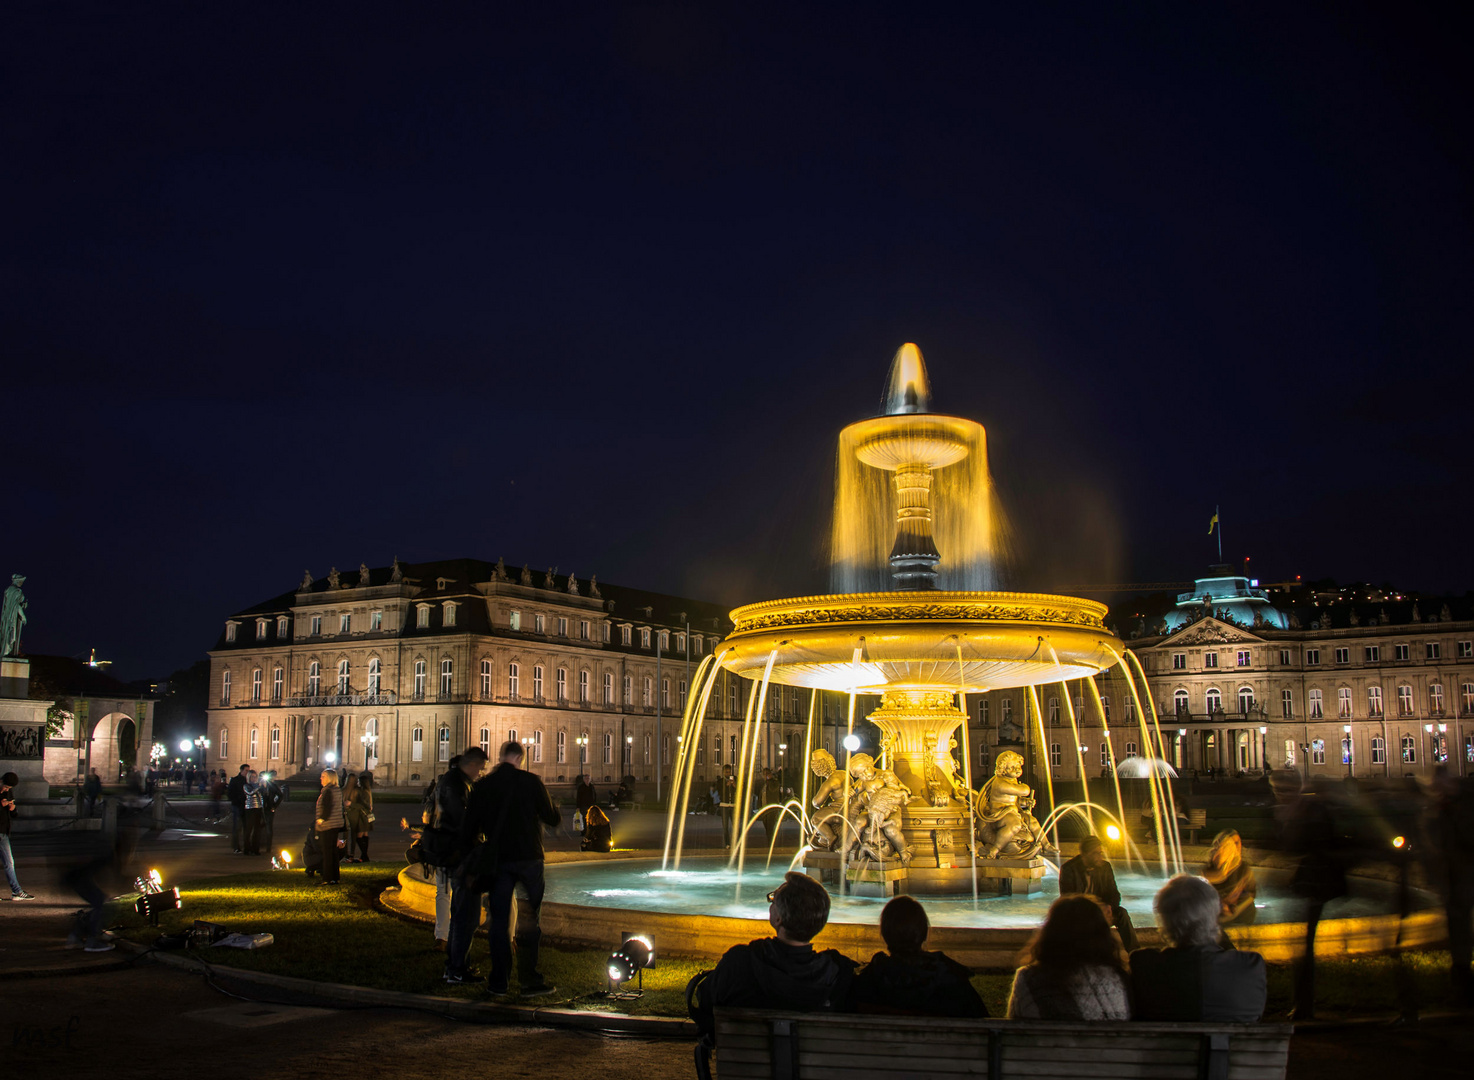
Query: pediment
xmin=1160 ymin=617 xmax=1265 ymax=647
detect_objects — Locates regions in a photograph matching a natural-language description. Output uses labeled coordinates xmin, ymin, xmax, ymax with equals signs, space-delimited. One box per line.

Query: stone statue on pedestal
xmin=807 ymin=749 xmax=846 ymax=850
xmin=1 ymin=574 xmax=27 ymax=658
xmin=520 ymin=564 xmax=533 ymax=586
xmin=566 ymin=572 xmax=579 ymax=595
xmin=390 ymin=557 xmax=404 ymax=583
xmin=327 ymin=567 xmax=341 ymax=589
xmin=300 ymin=569 xmax=313 ymax=590
xmin=845 ymin=753 xmax=913 ymax=864
xmin=589 ymin=575 xmax=601 ymax=599
xmin=974 ymin=750 xmax=1048 ymax=858
xmin=359 ymin=563 xmax=372 ymax=587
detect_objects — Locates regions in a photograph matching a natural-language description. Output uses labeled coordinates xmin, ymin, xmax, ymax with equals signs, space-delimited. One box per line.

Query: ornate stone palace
xmin=206 ymin=558 xmax=844 ymax=792
xmin=968 ymin=570 xmax=1473 ymax=783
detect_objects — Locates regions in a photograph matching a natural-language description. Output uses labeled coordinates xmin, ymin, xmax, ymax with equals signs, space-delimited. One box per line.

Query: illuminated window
xmin=438 ymin=726 xmax=450 ymax=762
xmin=413 ymin=660 xmax=425 ymax=698
xmin=1367 ymin=686 xmax=1383 ymax=716
xmin=221 ymin=669 xmax=232 ymax=705
xmin=270 ymin=727 xmax=280 ymax=759
xmin=308 ymin=661 xmax=321 ymax=696
xmin=1311 ymin=738 xmax=1325 ymax=765
xmin=411 ymin=726 xmax=424 ymax=762
xmin=508 ymin=662 xmax=520 ymax=699
xmin=509 ymin=610 xmax=521 ymax=631
xmin=416 ymin=605 xmax=429 ymax=629
xmin=1237 ymin=650 xmax=1251 ymax=667
xmin=251 ymin=668 xmax=262 ymax=703
xmin=1430 ymin=684 xmax=1445 ymax=715
xmin=535 ymin=614 xmax=545 ymax=634
xmin=340 ymin=613 xmax=351 ymax=634
xmin=370 ymin=610 xmax=382 ymax=631
xmin=1337 ymin=687 xmax=1352 ymax=718
xmin=249 ymin=728 xmax=258 ymax=759
xmin=556 ymin=731 xmax=566 ymax=764
xmin=272 ymin=667 xmax=283 ymax=702
xmin=1371 ymin=736 xmax=1385 ymax=764
xmin=479 ymin=727 xmax=490 ymax=755
xmin=443 ymin=602 xmax=457 ymax=627
xmin=337 ymin=659 xmax=350 ymax=694
xmin=579 ymin=670 xmax=589 ymax=703
xmin=557 ymin=667 xmax=567 ymax=700
xmin=532 ymin=731 xmax=543 ymax=763
xmin=533 ymin=665 xmax=544 ymax=700
xmin=1401 ymin=735 xmax=1416 ymax=763
xmin=479 ymin=659 xmax=492 ymax=698
xmin=1397 ymin=685 xmax=1414 ymax=716
xmin=1172 ymin=653 xmax=1186 ymax=670
xmin=1309 ymin=688 xmax=1323 ymax=718
xmin=219 ymin=727 xmax=228 ymax=758
xmin=440 ymin=658 xmax=453 ymax=695
xmin=603 ymin=672 xmax=613 ymax=704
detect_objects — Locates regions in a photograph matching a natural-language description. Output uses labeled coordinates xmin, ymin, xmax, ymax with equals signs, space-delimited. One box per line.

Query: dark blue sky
xmin=2 ymin=3 xmax=1469 ymax=679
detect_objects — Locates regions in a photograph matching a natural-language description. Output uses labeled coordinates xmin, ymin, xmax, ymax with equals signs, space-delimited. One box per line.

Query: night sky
xmin=3 ymin=5 xmax=1469 ymax=680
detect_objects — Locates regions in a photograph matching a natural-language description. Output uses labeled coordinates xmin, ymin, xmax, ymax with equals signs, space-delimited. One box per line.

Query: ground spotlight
xmin=1104 ymin=824 xmax=1121 ymax=842
xmin=1391 ymin=835 xmax=1406 ymax=850
xmin=606 ymin=933 xmax=654 ymax=997
xmin=271 ymin=849 xmax=294 ymax=871
xmin=135 ymin=886 xmax=182 ymax=927
xmin=134 ymin=869 xmax=164 ymax=894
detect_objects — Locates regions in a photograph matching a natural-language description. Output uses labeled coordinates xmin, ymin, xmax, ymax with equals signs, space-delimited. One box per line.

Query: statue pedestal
xmin=972 ymin=855 xmax=1048 ymax=896
xmin=0 ymin=658 xmax=51 ymax=802
xmin=845 ymin=858 xmax=909 ymax=897
xmin=800 ymin=849 xmax=843 ymax=887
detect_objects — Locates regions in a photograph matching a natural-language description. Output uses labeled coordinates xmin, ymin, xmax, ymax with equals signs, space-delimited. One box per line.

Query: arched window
xmin=1429 ymin=684 xmax=1445 ymax=714
xmin=251 ymin=668 xmax=263 ymax=702
xmin=1309 ymin=688 xmax=1323 ymax=718
xmin=603 ymin=672 xmax=613 ymax=704
xmin=337 ymin=658 xmax=350 ymax=694
xmin=623 ymin=674 xmax=633 ymax=705
xmin=479 ymin=727 xmax=490 ymax=755
xmin=1281 ymin=689 xmax=1293 ymax=719
xmin=713 ymin=732 xmax=722 ymax=763
xmin=437 ymin=726 xmax=450 ymax=762
xmin=642 ymin=732 xmax=651 ymax=764
xmin=219 ymin=727 xmax=228 ymax=758
xmin=578 ymin=670 xmax=589 ymax=703
xmin=557 ymin=667 xmax=567 ymax=701
xmin=1397 ymin=685 xmax=1414 ymax=716
xmin=1205 ymin=688 xmax=1222 ymax=714
xmin=533 ymin=665 xmax=544 ymax=700
xmin=508 ymin=727 xmax=518 ymax=747
xmin=411 ymin=726 xmax=424 ymax=762
xmin=1124 ymin=741 xmax=1138 ymax=758
xmin=270 ymin=727 xmax=281 ymax=759
xmin=249 ymin=727 xmax=259 ymax=759
xmin=272 ymin=666 xmax=283 ymax=702
xmin=531 ymin=731 xmax=543 ymax=763
xmin=556 ymin=731 xmax=566 ymax=764
xmin=1100 ymin=695 xmax=1111 ymax=721
xmin=662 ymin=678 xmax=671 ymax=709
xmin=1367 ymin=685 xmax=1383 ymax=716
xmin=1174 ymin=689 xmax=1189 ymax=716
xmin=479 ymin=659 xmax=492 ymax=698
xmin=1238 ymin=687 xmax=1254 ymax=715
xmin=508 ymin=662 xmax=520 ymax=699
xmin=1099 ymin=742 xmax=1109 ymax=768
xmin=1047 ymin=696 xmax=1060 ymax=724
xmin=308 ymin=661 xmax=321 ymax=696
xmin=413 ymin=660 xmax=426 ymax=698
xmin=367 ymin=658 xmax=380 ymax=696
xmin=643 ymin=677 xmax=653 ymax=707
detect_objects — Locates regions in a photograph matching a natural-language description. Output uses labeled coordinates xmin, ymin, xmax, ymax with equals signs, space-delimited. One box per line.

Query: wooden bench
xmin=714 ymin=1008 xmax=1292 ymax=1080
xmin=1186 ymin=807 xmax=1209 ymax=845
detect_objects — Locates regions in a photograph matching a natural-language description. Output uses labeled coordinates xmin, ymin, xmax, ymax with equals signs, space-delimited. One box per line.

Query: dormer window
xmin=676 ymin=632 xmax=686 ymax=653
xmin=659 ymin=630 xmax=669 ymax=651
xmin=444 ymin=602 xmax=458 ymax=627
xmin=276 ymin=616 xmax=289 ymax=637
xmin=256 ymin=619 xmax=268 ymax=640
xmin=436 ymin=576 xmax=450 ymax=591
xmin=621 ymin=625 xmax=632 ymax=645
xmin=509 ymin=609 xmax=522 ymax=631
xmin=535 ymin=613 xmax=546 ymax=634
xmin=640 ymin=627 xmax=651 ymax=649
xmin=225 ymin=621 xmax=238 ymax=642
xmin=693 ymin=634 xmax=703 ymax=655
xmin=416 ymin=604 xmax=431 ymax=628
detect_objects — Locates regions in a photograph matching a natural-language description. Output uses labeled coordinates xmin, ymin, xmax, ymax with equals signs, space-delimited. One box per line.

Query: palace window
xmin=438 ymin=726 xmax=450 ymax=762
xmin=579 ymin=670 xmax=589 ymax=703
xmin=1047 ymin=697 xmax=1060 ymax=724
xmin=1101 ymin=694 xmax=1111 ymax=720
xmin=251 ymin=668 xmax=262 ymax=703
xmin=1335 ymin=647 xmax=1349 ymax=664
xmin=557 ymin=617 xmax=568 ymax=637
xmin=663 ymin=678 xmax=671 ymax=709
xmin=1204 ymin=652 xmax=1218 ymax=669
xmin=553 ymin=730 xmax=567 ymax=764
xmin=270 ymin=727 xmax=281 ymax=759
xmin=272 ymin=667 xmax=283 ymax=702
xmin=256 ymin=619 xmax=268 ymax=640
xmin=1365 ymin=646 xmax=1380 ymax=663
xmin=277 ymin=616 xmax=289 ymax=637
xmin=413 ymin=660 xmax=426 ymax=698
xmin=693 ymin=634 xmax=704 ymax=654
xmin=1050 ymin=743 xmax=1061 ymax=768
xmin=1371 ymin=736 xmax=1385 ymax=765
xmin=1205 ymin=688 xmax=1222 ymax=714
xmin=337 ymin=659 xmax=350 ymax=694
xmin=370 ymin=610 xmax=382 ymax=631
xmin=1284 ymin=740 xmax=1296 ymax=767
xmin=440 ymin=658 xmax=453 ymax=695
xmin=641 ymin=628 xmax=651 ymax=649
xmin=1309 ymin=688 xmax=1323 ymax=718
xmin=1237 ymin=650 xmax=1251 ymax=667
xmin=1394 ymin=644 xmax=1410 ymax=661
xmin=1281 ymin=688 xmax=1293 ymax=719
xmin=676 ymin=632 xmax=686 ymax=654
xmin=728 ymin=683 xmax=739 ymax=716
xmin=367 ymin=658 xmax=380 ymax=695
xmin=479 ymin=727 xmax=490 ymax=755
xmin=479 ymin=659 xmax=492 ymax=698
xmin=509 ymin=728 xmax=519 ymax=750
xmin=219 ymin=727 xmax=228 ymax=758
xmin=221 ymin=669 xmax=232 ymax=705
xmin=1306 ymin=649 xmax=1320 ymax=665
xmin=659 ymin=631 xmax=669 ymax=651
xmin=580 ymin=620 xmax=590 ymax=640
xmin=1401 ymin=735 xmax=1417 ymax=763
xmin=1174 ymin=689 xmax=1189 ymax=716
xmin=416 ymin=605 xmax=429 ymax=629
xmin=225 ymin=622 xmax=237 ymax=642
xmin=731 ymin=735 xmax=738 ymax=763
xmin=1124 ymin=741 xmax=1138 ymax=758
xmin=310 ymin=615 xmax=322 ymax=636
xmin=411 ymin=726 xmax=424 ymax=761
xmin=308 ymin=661 xmax=321 ymax=696
xmin=1337 ymin=687 xmax=1352 ymax=718
xmin=1464 ymin=683 xmax=1474 ymax=715
xmin=530 ymin=731 xmax=542 ymax=763
xmin=1430 ymin=684 xmax=1445 ymax=714
xmin=508 ymin=662 xmax=520 ymax=699
xmin=443 ymin=602 xmax=457 ymax=627
xmin=644 ymin=733 xmax=652 ymax=765
xmin=1279 ymin=649 xmax=1292 ymax=666
xmin=1312 ymin=738 xmax=1325 ymax=765
xmin=1238 ymin=687 xmax=1254 ymax=715
xmin=1367 ymin=686 xmax=1384 ymax=716
xmin=602 ymin=733 xmax=613 ymax=764
xmin=643 ymin=677 xmax=653 ymax=707
xmin=340 ymin=613 xmax=351 ymax=634
xmin=509 ymin=610 xmax=521 ymax=631
xmin=603 ymin=672 xmax=613 ymax=704
xmin=713 ymin=733 xmax=722 ymax=764
xmin=1001 ymin=698 xmax=1013 ymax=724
xmin=249 ymin=728 xmax=258 ymax=759
xmin=1172 ymin=653 xmax=1185 ymax=670
xmin=534 ymin=613 xmax=546 ymax=634
xmin=1459 ymin=641 xmax=1472 ymax=659
xmin=680 ymin=680 xmax=688 ymax=707
xmin=1397 ymin=685 xmax=1414 ymax=716
xmin=1100 ymin=743 xmax=1109 ymax=768
xmin=621 ymin=626 xmax=632 ymax=645
xmin=977 ymin=699 xmax=990 ymax=724
xmin=1426 ymin=642 xmax=1442 ymax=660
xmin=557 ymin=667 xmax=567 ymax=701
xmin=533 ymin=665 xmax=544 ymax=700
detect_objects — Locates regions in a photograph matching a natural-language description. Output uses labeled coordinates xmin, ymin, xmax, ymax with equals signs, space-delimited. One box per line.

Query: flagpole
xmin=1216 ymin=505 xmax=1222 ymax=562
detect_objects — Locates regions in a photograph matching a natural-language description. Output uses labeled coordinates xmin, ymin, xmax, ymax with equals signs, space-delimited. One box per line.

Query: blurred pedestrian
xmin=1434 ymin=772 xmax=1474 ymax=1007
xmin=260 ymin=770 xmax=283 ymax=849
xmin=1274 ymin=772 xmax=1346 ymax=1020
xmin=345 ymin=771 xmax=374 ymax=862
xmin=1006 ymin=895 xmax=1130 ymax=1019
xmin=227 ymin=763 xmax=248 ymax=852
xmin=314 ymin=769 xmax=345 ymax=885
xmin=1203 ymin=829 xmax=1257 ymax=927
xmin=83 ymin=768 xmax=102 ymax=817
xmin=241 ymin=770 xmax=264 ymax=856
xmin=1 ymin=772 xmax=35 ymax=900
xmin=1059 ymin=835 xmax=1137 ymax=950
xmin=421 ymin=750 xmax=483 ymax=951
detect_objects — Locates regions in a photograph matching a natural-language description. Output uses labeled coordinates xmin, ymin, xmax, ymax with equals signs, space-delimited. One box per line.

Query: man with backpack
xmin=446 ymin=741 xmax=560 ymax=996
xmin=418 ymin=749 xmax=485 ymax=951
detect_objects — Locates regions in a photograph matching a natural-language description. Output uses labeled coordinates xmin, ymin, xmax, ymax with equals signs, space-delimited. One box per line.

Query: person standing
xmin=575 ymin=774 xmax=596 ymax=845
xmin=227 ymin=764 xmax=248 ymax=853
xmin=424 ymin=750 xmax=484 ymax=951
xmin=344 ymin=772 xmax=374 ymax=863
xmin=447 ymin=741 xmax=560 ymax=996
xmin=1058 ymin=835 xmax=1137 ymax=951
xmin=314 ymin=769 xmax=345 ymax=885
xmin=241 ymin=770 xmax=265 ymax=856
xmin=260 ymin=771 xmax=283 ymax=850
xmin=1 ymin=772 xmax=35 ymax=900
xmin=83 ymin=768 xmax=102 ymax=817
xmin=184 ymin=765 xmax=196 ymax=796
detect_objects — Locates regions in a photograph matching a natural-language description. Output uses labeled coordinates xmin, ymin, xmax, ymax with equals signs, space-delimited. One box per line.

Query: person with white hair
xmin=1130 ymin=875 xmax=1266 ymax=1022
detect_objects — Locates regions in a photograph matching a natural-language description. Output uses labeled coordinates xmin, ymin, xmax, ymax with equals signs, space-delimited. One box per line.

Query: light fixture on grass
xmin=134 ymin=871 xmax=181 ymax=926
xmin=606 ymin=933 xmax=654 ymax=997
xmin=272 ymin=849 xmax=294 ymax=871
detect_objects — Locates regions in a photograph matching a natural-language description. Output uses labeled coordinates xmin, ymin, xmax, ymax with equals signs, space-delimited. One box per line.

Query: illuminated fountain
xmin=664 ymin=344 xmax=1184 ymax=897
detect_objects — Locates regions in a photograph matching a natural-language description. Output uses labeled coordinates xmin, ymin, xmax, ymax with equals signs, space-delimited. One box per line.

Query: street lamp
xmin=360 ymin=730 xmax=379 ymax=769
xmin=1342 ymin=724 xmax=1353 ymax=777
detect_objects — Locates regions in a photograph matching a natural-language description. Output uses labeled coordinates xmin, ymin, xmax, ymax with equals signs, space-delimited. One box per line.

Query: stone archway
xmin=90 ymin=712 xmax=139 ymax=781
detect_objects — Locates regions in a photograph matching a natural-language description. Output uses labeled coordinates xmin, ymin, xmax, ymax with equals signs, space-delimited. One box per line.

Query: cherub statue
xmin=807 ymin=749 xmax=846 ymax=850
xmin=845 ymin=753 xmax=913 ymax=864
xmin=974 ymin=750 xmax=1049 ymax=858
xmin=850 ymin=783 xmax=911 ymax=865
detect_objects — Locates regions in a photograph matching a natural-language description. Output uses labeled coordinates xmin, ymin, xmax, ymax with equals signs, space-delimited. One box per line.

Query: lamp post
xmin=360 ymin=730 xmax=379 ymax=770
xmin=192 ymin=734 xmax=210 ymax=765
xmin=777 ymin=742 xmax=787 ymax=793
xmin=576 ymin=734 xmax=588 ymax=769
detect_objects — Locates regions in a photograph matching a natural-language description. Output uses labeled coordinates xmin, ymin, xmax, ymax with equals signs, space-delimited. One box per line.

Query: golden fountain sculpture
xmin=706 ymin=344 xmax=1129 ymax=896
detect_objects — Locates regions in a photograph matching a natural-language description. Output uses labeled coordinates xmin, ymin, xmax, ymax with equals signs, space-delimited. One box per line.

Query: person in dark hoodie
xmin=1059 ymin=834 xmax=1137 ymax=950
xmin=850 ymin=895 xmax=986 ymax=1017
xmin=709 ymin=872 xmax=857 ymax=1011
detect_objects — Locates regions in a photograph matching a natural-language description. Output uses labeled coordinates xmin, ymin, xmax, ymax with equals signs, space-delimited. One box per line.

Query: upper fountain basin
xmin=847 ymin=413 xmax=979 ymax=471
xmin=717 ymin=590 xmax=1123 ymax=693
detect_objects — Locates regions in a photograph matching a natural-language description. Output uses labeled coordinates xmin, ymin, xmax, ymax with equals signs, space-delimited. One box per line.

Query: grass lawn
xmin=109 ymin=868 xmax=1460 ymax=1020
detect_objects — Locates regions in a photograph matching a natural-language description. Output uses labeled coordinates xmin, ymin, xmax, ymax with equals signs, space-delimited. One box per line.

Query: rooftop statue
xmin=494 ymin=557 xmax=507 ymax=581
xmin=544 ymin=567 xmax=556 ymax=590
xmin=589 ymin=574 xmax=601 ymax=598
xmin=300 ymin=569 xmax=313 ymax=590
xmin=359 ymin=563 xmax=371 ymax=587
xmin=327 ymin=566 xmax=341 ymax=589
xmin=566 ymin=572 xmax=579 ymax=595
xmin=390 ymin=557 xmax=403 ymax=583
xmin=520 ymin=564 xmax=533 ymax=587
xmin=1 ymin=573 xmax=27 ymax=658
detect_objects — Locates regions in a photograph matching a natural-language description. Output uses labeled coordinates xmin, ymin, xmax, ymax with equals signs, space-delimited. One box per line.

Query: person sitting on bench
xmin=1131 ymin=874 xmax=1267 ymax=1022
xmin=1007 ymin=895 xmax=1131 ymax=1020
xmin=850 ymin=895 xmax=986 ymax=1017
xmin=1059 ymin=834 xmax=1137 ymax=950
xmin=709 ymin=872 xmax=857 ymax=1011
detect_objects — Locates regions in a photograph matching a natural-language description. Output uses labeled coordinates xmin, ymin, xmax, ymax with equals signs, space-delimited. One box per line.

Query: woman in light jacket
xmin=314 ymin=769 xmax=345 ymax=885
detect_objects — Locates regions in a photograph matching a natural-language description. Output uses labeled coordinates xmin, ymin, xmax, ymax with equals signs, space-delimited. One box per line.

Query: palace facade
xmin=206 ymin=558 xmax=849 ymax=793
xmin=968 ymin=573 xmax=1474 ymax=784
